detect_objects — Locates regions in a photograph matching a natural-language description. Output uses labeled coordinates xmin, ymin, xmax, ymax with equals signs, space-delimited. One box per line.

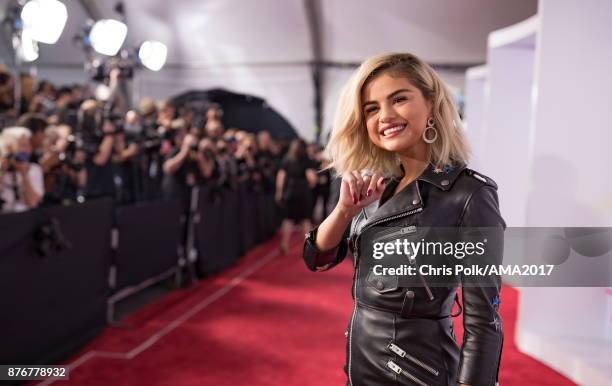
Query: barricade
xmin=0 ymin=199 xmax=113 ymax=365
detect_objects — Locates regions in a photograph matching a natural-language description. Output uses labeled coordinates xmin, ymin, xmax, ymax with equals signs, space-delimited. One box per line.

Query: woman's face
xmin=16 ymin=136 xmax=32 ymax=155
xmin=362 ymin=73 xmax=432 ymax=154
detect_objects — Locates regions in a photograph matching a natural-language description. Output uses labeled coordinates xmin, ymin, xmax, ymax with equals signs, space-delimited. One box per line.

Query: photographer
xmin=197 ymin=137 xmax=219 ymax=184
xmin=0 ymin=127 xmax=44 ymax=212
xmin=256 ymin=130 xmax=280 ymax=194
xmin=79 ymin=99 xmax=117 ymax=199
xmin=215 ymin=137 xmax=239 ymax=189
xmin=40 ymin=124 xmax=86 ymax=205
xmin=112 ymin=110 xmax=141 ymax=203
xmin=205 ymin=104 xmax=224 ymax=140
xmin=16 ymin=113 xmax=47 ymax=164
xmin=157 ymin=99 xmax=176 ymax=129
xmin=161 ymin=124 xmax=215 ymax=204
xmin=235 ymin=134 xmax=261 ymax=190
xmin=0 ymin=69 xmax=16 ymax=127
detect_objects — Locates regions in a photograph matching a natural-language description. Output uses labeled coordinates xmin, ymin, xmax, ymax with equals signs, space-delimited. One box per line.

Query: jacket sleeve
xmin=303 ymin=224 xmax=350 ymax=272
xmin=457 ymin=184 xmax=505 ymax=386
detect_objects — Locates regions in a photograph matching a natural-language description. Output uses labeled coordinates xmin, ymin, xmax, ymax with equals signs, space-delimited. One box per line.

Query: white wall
xmin=482 ymin=20 xmax=537 ymax=227
xmin=463 ymin=66 xmax=488 ymax=171
xmin=476 ymin=1 xmax=612 ymax=384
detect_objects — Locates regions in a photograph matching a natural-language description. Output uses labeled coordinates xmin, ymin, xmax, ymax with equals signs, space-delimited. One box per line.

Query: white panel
xmin=320 ymin=67 xmax=353 ymax=143
xmin=483 ymin=40 xmax=536 ymax=227
xmin=464 ymin=65 xmax=488 ymax=171
xmin=133 ymin=64 xmax=315 ymax=141
xmin=511 ymin=0 xmax=612 ymax=384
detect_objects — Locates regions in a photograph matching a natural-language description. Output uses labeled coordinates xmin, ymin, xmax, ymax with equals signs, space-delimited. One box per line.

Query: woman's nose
xmin=379 ymin=104 xmax=398 ymax=123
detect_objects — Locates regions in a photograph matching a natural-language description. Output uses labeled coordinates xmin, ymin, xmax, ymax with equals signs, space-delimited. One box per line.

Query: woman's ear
xmin=426 ymin=100 xmax=434 ymax=118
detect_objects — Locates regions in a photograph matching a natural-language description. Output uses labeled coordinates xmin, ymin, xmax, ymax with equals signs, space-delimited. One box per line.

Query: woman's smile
xmin=379 ymin=123 xmax=407 ymax=138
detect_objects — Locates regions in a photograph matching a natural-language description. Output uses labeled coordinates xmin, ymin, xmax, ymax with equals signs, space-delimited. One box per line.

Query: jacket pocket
xmin=366 ymin=269 xmax=399 ymax=293
xmin=387 ymin=342 xmax=440 ymax=377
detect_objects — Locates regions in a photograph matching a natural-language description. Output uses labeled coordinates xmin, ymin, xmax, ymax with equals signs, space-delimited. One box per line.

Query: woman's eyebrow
xmin=362 ymin=89 xmax=414 ymax=107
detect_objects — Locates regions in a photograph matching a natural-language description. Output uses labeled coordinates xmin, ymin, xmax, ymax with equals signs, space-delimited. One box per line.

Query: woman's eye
xmin=365 ymin=106 xmax=378 ymax=114
xmin=393 ymin=96 xmax=407 ymax=104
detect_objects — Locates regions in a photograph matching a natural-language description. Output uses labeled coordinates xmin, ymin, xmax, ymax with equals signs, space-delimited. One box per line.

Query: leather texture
xmin=303 ymin=162 xmax=505 ymax=386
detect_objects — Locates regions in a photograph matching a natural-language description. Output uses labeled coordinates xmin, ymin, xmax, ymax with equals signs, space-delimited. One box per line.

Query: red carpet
xmin=34 ymin=233 xmax=575 ymax=386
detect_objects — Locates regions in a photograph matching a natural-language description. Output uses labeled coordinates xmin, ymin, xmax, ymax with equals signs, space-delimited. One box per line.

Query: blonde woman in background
xmin=0 ymin=127 xmax=44 ymax=212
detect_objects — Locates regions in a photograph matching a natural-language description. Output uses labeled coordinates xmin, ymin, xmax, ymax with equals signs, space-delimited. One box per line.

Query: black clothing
xmin=43 ymin=164 xmax=80 ymax=205
xmin=279 ymin=157 xmax=316 ymax=222
xmin=303 ymin=162 xmax=505 ymax=386
xmin=257 ymin=149 xmax=278 ymax=194
xmin=84 ymin=158 xmax=115 ymax=199
xmin=161 ymin=148 xmax=200 ymax=204
xmin=311 ymin=159 xmax=331 ymax=220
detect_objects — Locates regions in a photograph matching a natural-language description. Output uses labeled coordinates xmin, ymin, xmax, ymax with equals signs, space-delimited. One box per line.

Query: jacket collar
xmin=416 ymin=160 xmax=467 ymax=191
xmin=362 ymin=161 xmax=467 ymax=228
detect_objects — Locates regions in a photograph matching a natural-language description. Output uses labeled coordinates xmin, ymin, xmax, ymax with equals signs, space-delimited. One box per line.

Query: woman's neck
xmin=397 ymin=144 xmax=429 ymax=186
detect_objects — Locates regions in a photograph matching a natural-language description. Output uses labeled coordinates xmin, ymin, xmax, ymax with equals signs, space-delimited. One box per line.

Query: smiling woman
xmin=304 ymin=52 xmax=505 ymax=386
xmin=327 ymin=53 xmax=469 ymax=181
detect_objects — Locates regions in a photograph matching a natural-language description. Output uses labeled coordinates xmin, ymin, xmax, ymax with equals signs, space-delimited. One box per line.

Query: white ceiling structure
xmin=2 ymin=0 xmax=537 ymax=140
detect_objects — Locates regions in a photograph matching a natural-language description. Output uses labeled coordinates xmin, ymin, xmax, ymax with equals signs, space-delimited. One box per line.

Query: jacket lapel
xmin=362 ymin=161 xmax=467 ymax=228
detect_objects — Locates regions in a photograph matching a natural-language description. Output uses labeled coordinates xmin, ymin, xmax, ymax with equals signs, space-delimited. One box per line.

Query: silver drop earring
xmin=422 ymin=117 xmax=438 ymax=144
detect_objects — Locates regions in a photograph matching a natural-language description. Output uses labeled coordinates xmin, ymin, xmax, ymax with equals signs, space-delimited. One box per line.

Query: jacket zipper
xmin=387 ymin=342 xmax=440 ymax=376
xmin=347 ymin=234 xmax=359 ymax=386
xmin=371 ymin=225 xmax=417 ymax=244
xmin=386 ymin=360 xmax=430 ymax=386
xmin=348 ymin=208 xmax=423 ymax=385
xmin=363 ymin=207 xmax=423 ymax=233
xmin=347 ymin=210 xmax=365 ymax=386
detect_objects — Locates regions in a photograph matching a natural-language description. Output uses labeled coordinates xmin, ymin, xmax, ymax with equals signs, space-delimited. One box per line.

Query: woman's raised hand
xmin=337 ymin=170 xmax=386 ymax=218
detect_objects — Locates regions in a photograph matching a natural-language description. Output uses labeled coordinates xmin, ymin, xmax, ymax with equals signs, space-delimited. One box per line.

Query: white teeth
xmin=382 ymin=125 xmax=405 ymax=137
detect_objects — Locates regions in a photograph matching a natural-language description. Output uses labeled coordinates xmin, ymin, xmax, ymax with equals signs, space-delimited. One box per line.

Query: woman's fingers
xmin=343 ymin=172 xmax=358 ymax=205
xmin=361 ymin=173 xmax=372 ymax=199
xmin=351 ymin=170 xmax=364 ymax=203
xmin=342 ymin=171 xmax=386 ymax=207
xmin=376 ymin=176 xmax=386 ymax=194
xmin=365 ymin=173 xmax=380 ymax=197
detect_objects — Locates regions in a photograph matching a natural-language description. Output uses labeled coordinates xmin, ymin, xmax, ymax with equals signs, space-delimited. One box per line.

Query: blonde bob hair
xmin=326 ymin=52 xmax=470 ymax=178
xmin=0 ymin=126 xmax=31 ymax=157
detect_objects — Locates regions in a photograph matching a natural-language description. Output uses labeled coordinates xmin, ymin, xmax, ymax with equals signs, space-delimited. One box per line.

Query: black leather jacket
xmin=303 ymin=162 xmax=505 ymax=386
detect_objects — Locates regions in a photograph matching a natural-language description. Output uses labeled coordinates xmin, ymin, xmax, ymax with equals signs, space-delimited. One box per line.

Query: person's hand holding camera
xmin=181 ymin=133 xmax=197 ymax=153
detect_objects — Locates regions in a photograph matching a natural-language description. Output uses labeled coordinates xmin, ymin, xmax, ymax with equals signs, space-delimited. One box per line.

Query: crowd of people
xmin=0 ymin=67 xmax=333 ymax=229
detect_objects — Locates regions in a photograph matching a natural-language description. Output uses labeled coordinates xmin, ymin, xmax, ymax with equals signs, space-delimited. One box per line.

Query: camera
xmin=58 ymin=135 xmax=84 ymax=171
xmin=89 ymin=57 xmax=135 ymax=82
xmin=5 ymin=152 xmax=29 ymax=172
xmin=7 ymin=152 xmax=30 ymax=163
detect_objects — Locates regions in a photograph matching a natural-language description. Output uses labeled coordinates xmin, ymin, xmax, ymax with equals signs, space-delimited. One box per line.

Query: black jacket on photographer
xmin=161 ymin=144 xmax=219 ymax=207
xmin=303 ymin=162 xmax=505 ymax=386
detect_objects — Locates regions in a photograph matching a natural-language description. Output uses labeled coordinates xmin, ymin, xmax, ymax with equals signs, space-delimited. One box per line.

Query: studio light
xmin=89 ymin=19 xmax=128 ymax=56
xmin=18 ymin=29 xmax=39 ymax=62
xmin=138 ymin=40 xmax=167 ymax=71
xmin=20 ymin=0 xmax=68 ymax=44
